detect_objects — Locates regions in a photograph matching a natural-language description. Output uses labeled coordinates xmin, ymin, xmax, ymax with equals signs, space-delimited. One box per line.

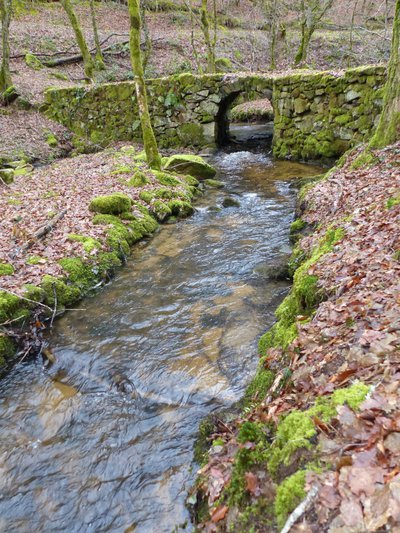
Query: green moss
xmin=204 ymin=179 xmax=224 ymax=189
xmin=275 ymin=470 xmax=306 ymax=529
xmin=182 ymin=174 xmax=200 ymax=187
xmin=153 ymin=187 xmax=176 ymax=200
xmin=259 ymin=226 xmax=345 ymax=356
xmin=23 ymin=284 xmax=46 ymax=302
xmin=0 ymin=335 xmax=17 ymax=366
xmin=127 ymin=170 xmax=150 ymax=187
xmin=0 ymin=263 xmax=14 ymax=276
xmin=26 ymin=256 xmax=45 ymax=265
xmin=151 ymin=200 xmax=172 ymax=221
xmin=0 ymin=290 xmax=22 ymax=322
xmin=139 ymin=191 xmax=155 ymax=204
xmin=227 ymin=422 xmax=270 ymax=506
xmin=289 ymin=219 xmax=306 ymax=243
xmin=244 ymin=369 xmax=274 ymax=406
xmin=89 ymin=193 xmax=132 ymax=215
xmin=351 ymin=149 xmax=379 ymax=170
xmin=387 ymin=195 xmax=400 ymax=209
xmin=177 ymin=123 xmax=205 ymax=147
xmin=168 ymin=199 xmax=194 ymax=218
xmin=267 ymin=382 xmax=369 ymax=476
xmin=92 ymin=213 xmax=145 ymax=253
xmin=25 ymin=52 xmax=43 ymax=70
xmin=68 ymin=234 xmax=102 ymax=253
xmin=153 ymin=170 xmax=181 ymax=187
xmin=45 ymin=132 xmax=58 ymax=147
xmin=41 ymin=276 xmax=81 ymax=307
xmin=194 ymin=417 xmax=215 ymax=466
xmin=164 ymin=154 xmax=216 ymax=180
xmin=58 ymin=258 xmax=96 ymax=291
xmin=290 ymin=219 xmax=306 ymax=234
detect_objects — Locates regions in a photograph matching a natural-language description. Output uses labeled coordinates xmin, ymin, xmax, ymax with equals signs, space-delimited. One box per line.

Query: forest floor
xmin=193 ymin=142 xmax=400 ymax=532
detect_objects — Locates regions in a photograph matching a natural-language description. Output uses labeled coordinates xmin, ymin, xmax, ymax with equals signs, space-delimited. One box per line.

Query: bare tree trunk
xmin=61 ymin=0 xmax=95 ymax=80
xmin=89 ymin=0 xmax=105 ymax=70
xmin=0 ymin=0 xmax=12 ymax=94
xmin=369 ymin=0 xmax=400 ymax=147
xmin=128 ymin=0 xmax=161 ymax=170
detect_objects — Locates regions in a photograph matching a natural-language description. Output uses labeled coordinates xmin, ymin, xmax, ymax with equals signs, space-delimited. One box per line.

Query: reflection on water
xmin=0 ymin=149 xmax=322 ymax=532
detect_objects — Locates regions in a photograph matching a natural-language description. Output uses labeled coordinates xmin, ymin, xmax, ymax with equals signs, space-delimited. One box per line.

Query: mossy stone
xmin=164 ymin=154 xmax=216 ymax=180
xmin=0 ymin=263 xmax=14 ymax=276
xmin=89 ymin=193 xmax=132 ymax=215
xmin=0 ymin=168 xmax=14 ymax=184
xmin=204 ymin=179 xmax=224 ymax=188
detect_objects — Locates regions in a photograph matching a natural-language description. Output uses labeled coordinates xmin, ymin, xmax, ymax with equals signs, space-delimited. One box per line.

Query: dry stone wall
xmin=273 ymin=65 xmax=386 ymax=160
xmin=43 ymin=66 xmax=386 ymax=160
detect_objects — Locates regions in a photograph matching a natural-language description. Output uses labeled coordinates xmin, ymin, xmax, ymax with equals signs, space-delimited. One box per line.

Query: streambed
xmin=0 ymin=149 xmax=322 ymax=532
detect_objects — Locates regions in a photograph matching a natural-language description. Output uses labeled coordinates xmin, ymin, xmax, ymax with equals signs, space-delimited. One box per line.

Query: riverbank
xmin=192 ymin=141 xmax=400 ymax=531
xmin=0 ymin=145 xmax=216 ymax=371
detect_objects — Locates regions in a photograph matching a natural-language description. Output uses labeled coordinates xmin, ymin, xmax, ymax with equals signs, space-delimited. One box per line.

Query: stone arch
xmin=214 ymin=84 xmax=274 ymax=146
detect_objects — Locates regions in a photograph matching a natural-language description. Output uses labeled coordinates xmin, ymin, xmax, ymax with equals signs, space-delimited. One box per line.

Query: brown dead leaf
xmin=211 ymin=505 xmax=228 ymax=523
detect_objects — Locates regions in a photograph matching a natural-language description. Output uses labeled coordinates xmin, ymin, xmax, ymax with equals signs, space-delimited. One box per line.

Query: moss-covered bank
xmin=0 ymin=152 xmax=213 ymax=374
xmin=191 ymin=161 xmax=376 ymax=531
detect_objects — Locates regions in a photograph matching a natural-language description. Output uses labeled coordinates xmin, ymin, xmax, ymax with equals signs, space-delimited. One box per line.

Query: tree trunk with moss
xmin=200 ymin=0 xmax=216 ymax=73
xmin=89 ymin=0 xmax=105 ymax=70
xmin=61 ymin=0 xmax=94 ymax=80
xmin=0 ymin=0 xmax=12 ymax=94
xmin=128 ymin=0 xmax=161 ymax=170
xmin=294 ymin=0 xmax=333 ymax=65
xmin=369 ymin=0 xmax=399 ymax=147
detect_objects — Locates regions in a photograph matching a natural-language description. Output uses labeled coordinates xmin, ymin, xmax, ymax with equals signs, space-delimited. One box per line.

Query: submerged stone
xmin=222 ymin=196 xmax=240 ymax=208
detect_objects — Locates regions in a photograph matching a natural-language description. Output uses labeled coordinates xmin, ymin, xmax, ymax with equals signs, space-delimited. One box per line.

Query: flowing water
xmin=0 ymin=148 xmax=322 ymax=533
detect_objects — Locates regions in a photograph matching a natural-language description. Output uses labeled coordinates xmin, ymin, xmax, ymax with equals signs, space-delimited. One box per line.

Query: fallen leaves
xmin=194 ymin=142 xmax=400 ymax=532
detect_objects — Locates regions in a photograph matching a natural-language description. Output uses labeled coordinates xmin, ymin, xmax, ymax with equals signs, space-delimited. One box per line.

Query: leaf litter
xmin=194 ymin=142 xmax=400 ymax=532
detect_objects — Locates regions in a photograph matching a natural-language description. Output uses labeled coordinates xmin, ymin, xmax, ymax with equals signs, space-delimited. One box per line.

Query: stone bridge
xmin=44 ymin=65 xmax=386 ymax=160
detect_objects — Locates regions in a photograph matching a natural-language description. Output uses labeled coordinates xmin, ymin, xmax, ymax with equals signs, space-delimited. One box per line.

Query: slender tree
xmin=294 ymin=0 xmax=333 ymax=65
xmin=61 ymin=0 xmax=95 ymax=80
xmin=200 ymin=0 xmax=217 ymax=73
xmin=89 ymin=0 xmax=105 ymax=70
xmin=369 ymin=0 xmax=399 ymax=147
xmin=128 ymin=0 xmax=161 ymax=170
xmin=140 ymin=0 xmax=152 ymax=70
xmin=0 ymin=0 xmax=12 ymax=95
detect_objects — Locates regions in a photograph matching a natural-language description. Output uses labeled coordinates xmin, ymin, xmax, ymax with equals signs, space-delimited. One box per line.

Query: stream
xmin=0 ymin=146 xmax=322 ymax=532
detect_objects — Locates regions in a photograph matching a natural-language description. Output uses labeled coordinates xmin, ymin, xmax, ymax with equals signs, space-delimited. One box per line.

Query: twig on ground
xmin=12 ymin=209 xmax=67 ymax=258
xmin=50 ymin=283 xmax=57 ymax=328
xmin=280 ymin=484 xmax=319 ymax=533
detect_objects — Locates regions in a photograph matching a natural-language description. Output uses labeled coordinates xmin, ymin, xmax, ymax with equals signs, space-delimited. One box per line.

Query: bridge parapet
xmin=44 ymin=65 xmax=386 ymax=160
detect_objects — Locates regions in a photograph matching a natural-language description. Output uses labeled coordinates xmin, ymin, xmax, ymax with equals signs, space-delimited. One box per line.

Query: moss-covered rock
xmin=204 ymin=179 xmax=224 ymax=188
xmin=0 ymin=263 xmax=14 ymax=276
xmin=164 ymin=154 xmax=216 ymax=180
xmin=89 ymin=193 xmax=132 ymax=215
xmin=25 ymin=52 xmax=43 ymax=70
xmin=0 ymin=168 xmax=15 ymax=184
xmin=0 ymin=334 xmax=17 ymax=367
xmin=127 ymin=170 xmax=150 ymax=187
